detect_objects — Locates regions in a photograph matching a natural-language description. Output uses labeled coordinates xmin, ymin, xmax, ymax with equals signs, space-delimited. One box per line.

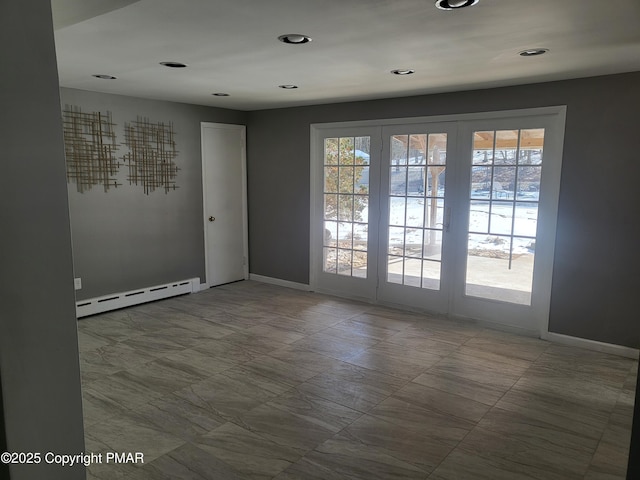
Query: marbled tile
xmin=391 ymin=381 xmax=490 ymax=423
xmin=80 ymin=353 xmax=124 ymax=385
xmin=588 ymin=433 xmax=630 ymax=478
xmin=477 ymin=407 xmax=599 ymax=458
xmin=78 ymin=313 xmax=149 ymax=343
xmin=406 ymin=315 xmax=484 ymax=337
xmin=368 ymin=395 xmax=475 ymax=444
xmin=195 ymin=422 xmax=298 ymax=479
xmin=306 ymin=298 xmax=369 ymax=317
xmin=218 ymin=331 xmax=290 ymax=354
xmin=87 ymin=462 xmax=141 ymax=480
xmin=121 ymin=333 xmax=186 ymax=357
xmin=83 ymin=342 xmax=162 ymax=371
xmin=610 ymin=390 xmax=635 ymax=427
xmin=583 ymin=470 xmax=626 ymax=480
xmin=140 ymin=442 xmax=247 ymax=480
xmin=317 ymin=325 xmax=383 ymax=347
xmin=162 ymin=315 xmax=236 ymax=340
xmin=384 ymin=333 xmax=460 ymax=356
xmin=345 ymin=345 xmax=439 ymax=380
xmin=173 ymin=373 xmax=282 ymax=422
xmin=274 ymin=444 xmax=427 ymax=480
xmin=77 ymin=329 xmax=113 ymax=351
xmin=236 ymin=403 xmax=346 ymax=457
xmin=412 ymin=371 xmax=507 ymax=406
xmin=121 ymin=357 xmax=211 ymax=395
xmin=245 ymin=323 xmax=307 ymax=344
xmin=361 ymin=305 xmax=427 ymax=323
xmin=266 ymin=345 xmax=345 ymax=374
xmin=452 ymin=344 xmax=534 ymax=370
xmin=512 ymin=364 xmax=622 ymax=409
xmin=389 ymin=322 xmax=473 ymax=347
xmin=298 ymin=362 xmax=407 ymax=412
xmin=495 ymin=388 xmax=611 ymax=440
xmin=266 ymin=313 xmax=342 ymax=334
xmin=624 ymin=371 xmax=637 ymax=391
xmin=237 ymin=355 xmax=318 ymax=387
xmin=284 ymin=309 xmax=345 ymax=327
xmin=191 ymin=337 xmax=265 ymax=363
xmin=337 ymin=413 xmax=459 ymax=473
xmin=444 ymin=426 xmax=591 ymax=479
xmin=155 ymin=348 xmax=236 ymax=378
xmin=266 ymin=388 xmax=362 ymax=433
xmin=533 ymin=345 xmax=634 ymax=388
xmin=107 ymin=306 xmax=177 ymax=331
xmin=130 ymin=393 xmax=226 ymax=442
xmin=82 ymin=387 xmax=130 ymax=426
xmin=363 ymin=340 xmax=444 ymax=365
xmin=428 ymin=354 xmax=523 ymax=391
xmin=85 ymin=430 xmax=112 ymax=455
xmin=344 ymin=311 xmax=414 ymax=332
xmin=430 ymin=447 xmax=568 ymax=480
xmin=220 ymin=365 xmax=294 ymax=396
xmin=462 ymin=329 xmax=549 ymax=361
xmin=203 ymin=309 xmax=277 ymax=331
xmin=89 ymin=415 xmax=185 ymax=463
xmin=85 ymin=371 xmax=166 ymax=409
xmin=77 ymin=281 xmax=636 ymax=480
xmin=327 ymin=318 xmax=405 ymax=342
xmin=290 ymin=332 xmax=370 ymax=361
xmin=164 ymin=302 xmax=226 ymax=321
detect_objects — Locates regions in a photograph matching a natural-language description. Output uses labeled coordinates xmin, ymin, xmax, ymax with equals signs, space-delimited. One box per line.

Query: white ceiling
xmin=52 ymin=0 xmax=640 ymax=111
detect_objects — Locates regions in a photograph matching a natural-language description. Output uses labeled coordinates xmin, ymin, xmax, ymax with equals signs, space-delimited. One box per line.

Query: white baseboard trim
xmin=198 ymin=282 xmax=209 ymax=292
xmin=249 ymin=274 xmax=312 ymax=292
xmin=542 ymin=331 xmax=639 ymax=359
xmin=76 ymin=278 xmax=200 ymax=318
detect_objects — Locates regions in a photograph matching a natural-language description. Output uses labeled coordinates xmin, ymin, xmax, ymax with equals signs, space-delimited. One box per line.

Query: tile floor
xmin=78 ymin=281 xmax=637 ymax=479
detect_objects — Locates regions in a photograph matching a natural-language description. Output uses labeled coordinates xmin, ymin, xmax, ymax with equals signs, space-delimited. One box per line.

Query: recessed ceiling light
xmin=278 ymin=34 xmax=312 ymax=45
xmin=212 ymin=93 xmax=230 ymax=97
xmin=279 ymin=85 xmax=298 ymax=89
xmin=435 ymin=0 xmax=479 ymax=10
xmin=519 ymin=48 xmax=549 ymax=57
xmin=92 ymin=74 xmax=117 ymax=79
xmin=391 ymin=69 xmax=415 ymax=75
xmin=160 ymin=61 xmax=187 ymax=68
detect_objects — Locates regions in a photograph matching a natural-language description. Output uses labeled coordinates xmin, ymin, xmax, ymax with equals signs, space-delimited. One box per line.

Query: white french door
xmin=310 ymin=127 xmax=381 ymax=300
xmin=450 ymin=114 xmax=565 ymax=332
xmin=377 ymin=123 xmax=457 ymax=314
xmin=311 ymin=107 xmax=565 ymax=334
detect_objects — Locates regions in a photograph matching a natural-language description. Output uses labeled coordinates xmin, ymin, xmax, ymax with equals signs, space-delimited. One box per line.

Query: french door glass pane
xmin=387 ymin=133 xmax=447 ymax=289
xmin=323 ymin=136 xmax=370 ymax=278
xmin=465 ymin=128 xmax=544 ymax=305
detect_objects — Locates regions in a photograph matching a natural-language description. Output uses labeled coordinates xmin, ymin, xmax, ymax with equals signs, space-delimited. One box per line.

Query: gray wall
xmin=0 ymin=1 xmax=85 ymax=478
xmin=246 ymin=72 xmax=640 ymax=348
xmin=60 ymin=88 xmax=247 ymax=300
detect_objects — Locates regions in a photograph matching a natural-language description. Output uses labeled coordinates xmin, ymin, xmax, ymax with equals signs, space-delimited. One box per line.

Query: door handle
xmin=208 ymin=216 xmax=216 ymax=222
xmin=444 ymin=207 xmax=451 ymax=232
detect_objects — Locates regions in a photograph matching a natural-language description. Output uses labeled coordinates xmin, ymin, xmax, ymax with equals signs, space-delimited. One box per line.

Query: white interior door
xmin=201 ymin=123 xmax=248 ymax=287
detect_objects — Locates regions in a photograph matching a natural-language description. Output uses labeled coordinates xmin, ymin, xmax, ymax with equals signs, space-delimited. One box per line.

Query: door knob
xmin=208 ymin=216 xmax=216 ymax=222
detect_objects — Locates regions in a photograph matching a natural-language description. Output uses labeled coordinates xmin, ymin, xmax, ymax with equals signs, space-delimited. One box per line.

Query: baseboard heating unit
xmin=76 ymin=278 xmax=200 ymax=318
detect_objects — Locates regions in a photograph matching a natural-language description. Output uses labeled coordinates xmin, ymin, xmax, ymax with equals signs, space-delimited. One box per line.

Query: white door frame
xmin=449 ymin=112 xmax=566 ymax=336
xmin=201 ymin=122 xmax=249 ymax=288
xmin=310 ymin=126 xmax=382 ymax=301
xmin=310 ymin=106 xmax=566 ymax=336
